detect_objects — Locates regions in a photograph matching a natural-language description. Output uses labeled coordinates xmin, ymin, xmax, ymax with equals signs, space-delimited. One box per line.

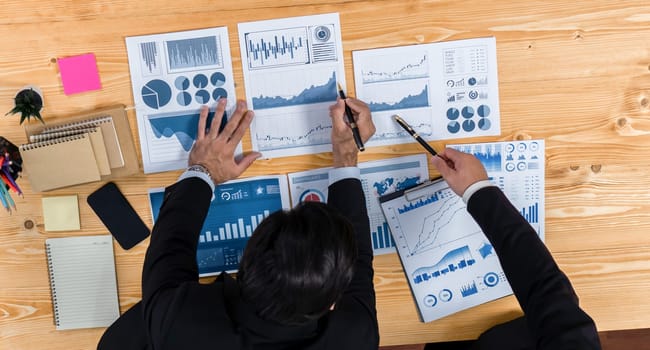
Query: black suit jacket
xmin=467 ymin=187 xmax=601 ymax=349
xmin=136 ymin=177 xmax=378 ymax=350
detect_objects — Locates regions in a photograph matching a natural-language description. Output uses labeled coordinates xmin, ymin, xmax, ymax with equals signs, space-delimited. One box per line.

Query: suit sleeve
xmin=327 ymin=178 xmax=379 ymax=346
xmin=467 ymin=187 xmax=601 ymax=349
xmin=141 ymin=178 xmax=212 ymax=338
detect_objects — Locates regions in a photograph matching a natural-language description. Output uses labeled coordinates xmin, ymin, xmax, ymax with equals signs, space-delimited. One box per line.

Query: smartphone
xmin=87 ymin=182 xmax=150 ymax=250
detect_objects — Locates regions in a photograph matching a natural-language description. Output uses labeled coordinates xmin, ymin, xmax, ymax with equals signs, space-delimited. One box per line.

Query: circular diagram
xmin=478 ymin=118 xmax=491 ymax=131
xmin=447 ymin=121 xmax=461 ymax=133
xmin=211 ymin=72 xmax=226 ymax=87
xmin=478 ymin=105 xmax=491 ymax=118
xmin=141 ymin=79 xmax=172 ymax=109
xmin=212 ymin=88 xmax=228 ymax=101
xmin=314 ymin=25 xmax=332 ymax=42
xmin=177 ymin=92 xmax=192 ymax=106
xmin=195 ymin=90 xmax=211 ymax=104
xmin=175 ymin=76 xmax=190 ymax=90
xmin=423 ymin=294 xmax=437 ymax=308
xmin=299 ymin=189 xmax=325 ymax=203
xmin=462 ymin=119 xmax=476 ymax=132
xmin=484 ymin=272 xmax=499 ymax=287
xmin=447 ymin=107 xmax=460 ymax=120
xmin=461 ymin=106 xmax=474 ymax=119
xmin=439 ymin=289 xmax=453 ymax=302
xmin=193 ymin=74 xmax=209 ymax=88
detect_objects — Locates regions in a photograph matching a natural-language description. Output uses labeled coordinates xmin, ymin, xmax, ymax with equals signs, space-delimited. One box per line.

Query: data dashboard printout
xmin=149 ymin=175 xmax=291 ymax=276
xmin=238 ymin=13 xmax=346 ymax=159
xmin=380 ymin=140 xmax=544 ymax=322
xmin=353 ymin=37 xmax=501 ymax=148
xmin=288 ymin=154 xmax=429 ymax=255
xmin=126 ymin=27 xmax=239 ymax=173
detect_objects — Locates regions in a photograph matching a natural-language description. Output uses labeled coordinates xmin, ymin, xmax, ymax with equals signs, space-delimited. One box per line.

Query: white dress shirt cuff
xmin=462 ymin=180 xmax=496 ymax=204
xmin=178 ymin=170 xmax=216 ymax=193
xmin=328 ymin=167 xmax=361 ymax=186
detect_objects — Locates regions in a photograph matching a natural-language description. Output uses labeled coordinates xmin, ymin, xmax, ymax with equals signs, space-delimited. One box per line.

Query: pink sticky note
xmin=57 ymin=53 xmax=102 ymax=95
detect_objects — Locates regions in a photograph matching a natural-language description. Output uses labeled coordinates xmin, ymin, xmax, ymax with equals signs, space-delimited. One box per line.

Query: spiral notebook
xmin=45 ymin=235 xmax=120 ymax=330
xmin=22 ymin=105 xmax=139 ymax=192
xmin=20 ymin=132 xmax=104 ymax=192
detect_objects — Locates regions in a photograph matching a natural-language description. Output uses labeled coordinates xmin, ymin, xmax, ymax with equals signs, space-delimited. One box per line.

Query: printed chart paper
xmin=126 ymin=27 xmax=239 ymax=173
xmin=149 ymin=176 xmax=290 ymax=276
xmin=288 ymin=154 xmax=429 ymax=255
xmin=238 ymin=13 xmax=346 ymax=159
xmin=353 ymin=37 xmax=501 ymax=147
xmin=380 ymin=140 xmax=544 ymax=322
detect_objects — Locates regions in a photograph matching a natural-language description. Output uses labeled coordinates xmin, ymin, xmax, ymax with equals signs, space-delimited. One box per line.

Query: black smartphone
xmin=87 ymin=182 xmax=150 ymax=250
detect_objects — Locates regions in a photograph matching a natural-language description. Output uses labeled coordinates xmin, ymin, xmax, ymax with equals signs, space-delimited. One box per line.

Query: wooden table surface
xmin=2 ymin=1 xmax=650 ymax=348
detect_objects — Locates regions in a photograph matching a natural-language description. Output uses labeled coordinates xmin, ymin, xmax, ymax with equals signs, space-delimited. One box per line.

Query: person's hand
xmin=188 ymin=99 xmax=261 ymax=185
xmin=430 ymin=148 xmax=488 ymax=197
xmin=329 ymin=97 xmax=375 ymax=167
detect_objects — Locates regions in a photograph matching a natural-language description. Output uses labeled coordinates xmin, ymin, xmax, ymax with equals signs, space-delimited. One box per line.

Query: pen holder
xmin=0 ymin=136 xmax=23 ymax=184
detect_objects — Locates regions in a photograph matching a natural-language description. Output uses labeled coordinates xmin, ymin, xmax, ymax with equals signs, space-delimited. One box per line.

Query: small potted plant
xmin=6 ymin=86 xmax=44 ymax=125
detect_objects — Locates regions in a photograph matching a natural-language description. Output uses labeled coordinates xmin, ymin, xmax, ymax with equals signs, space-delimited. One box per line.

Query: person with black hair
xmin=98 ymin=97 xmax=378 ymax=350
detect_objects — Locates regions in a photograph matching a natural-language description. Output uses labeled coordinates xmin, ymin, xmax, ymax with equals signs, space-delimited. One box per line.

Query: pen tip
xmin=337 ymin=82 xmax=342 ymax=91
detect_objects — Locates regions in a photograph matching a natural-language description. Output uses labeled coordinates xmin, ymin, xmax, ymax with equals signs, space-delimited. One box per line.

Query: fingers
xmin=329 ymin=97 xmax=345 ymax=118
xmin=431 ymin=154 xmax=454 ymax=178
xmin=207 ymin=99 xmax=227 ymax=139
xmin=344 ymin=97 xmax=369 ymax=115
xmin=329 ymin=99 xmax=349 ymax=132
xmin=234 ymin=152 xmax=262 ymax=175
xmin=228 ymin=110 xmax=254 ymax=145
xmin=197 ymin=105 xmax=209 ymax=140
xmin=218 ymin=100 xmax=250 ymax=143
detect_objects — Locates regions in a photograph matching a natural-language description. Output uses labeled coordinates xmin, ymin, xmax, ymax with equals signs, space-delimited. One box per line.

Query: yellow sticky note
xmin=42 ymin=195 xmax=81 ymax=231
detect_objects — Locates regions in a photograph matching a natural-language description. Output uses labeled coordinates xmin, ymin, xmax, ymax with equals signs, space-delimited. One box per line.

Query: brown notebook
xmin=23 ymin=105 xmax=139 ymax=191
xmin=20 ymin=133 xmax=102 ymax=192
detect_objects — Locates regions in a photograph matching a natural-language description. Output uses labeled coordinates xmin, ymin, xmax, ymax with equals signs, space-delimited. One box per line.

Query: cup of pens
xmin=0 ymin=136 xmax=23 ymax=213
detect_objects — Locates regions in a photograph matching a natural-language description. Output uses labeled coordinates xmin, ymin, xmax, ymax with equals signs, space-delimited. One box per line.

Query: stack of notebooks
xmin=21 ymin=105 xmax=139 ymax=192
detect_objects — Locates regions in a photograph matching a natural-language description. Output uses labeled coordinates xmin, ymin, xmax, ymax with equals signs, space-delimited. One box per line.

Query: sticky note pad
xmin=42 ymin=195 xmax=81 ymax=231
xmin=57 ymin=53 xmax=102 ymax=95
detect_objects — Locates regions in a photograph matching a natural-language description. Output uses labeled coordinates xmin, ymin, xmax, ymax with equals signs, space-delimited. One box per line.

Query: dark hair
xmin=237 ymin=201 xmax=357 ymax=325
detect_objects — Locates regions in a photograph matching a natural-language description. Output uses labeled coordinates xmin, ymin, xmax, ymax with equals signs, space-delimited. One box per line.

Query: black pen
xmin=336 ymin=83 xmax=365 ymax=151
xmin=393 ymin=115 xmax=456 ymax=169
xmin=393 ymin=114 xmax=439 ymax=156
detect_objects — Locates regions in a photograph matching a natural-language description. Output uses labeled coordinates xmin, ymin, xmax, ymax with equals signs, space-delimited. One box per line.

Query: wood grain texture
xmin=2 ymin=0 xmax=650 ymax=348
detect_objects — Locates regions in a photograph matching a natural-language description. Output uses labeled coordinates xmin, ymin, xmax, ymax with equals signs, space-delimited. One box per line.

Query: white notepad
xmin=45 ymin=235 xmax=120 ymax=330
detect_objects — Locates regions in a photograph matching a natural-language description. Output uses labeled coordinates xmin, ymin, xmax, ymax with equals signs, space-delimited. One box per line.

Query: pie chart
xmin=447 ymin=121 xmax=460 ymax=133
xmin=193 ymin=74 xmax=209 ymax=88
xmin=142 ymin=79 xmax=172 ymax=109
xmin=446 ymin=107 xmax=460 ymax=120
xmin=212 ymin=88 xmax=228 ymax=101
xmin=195 ymin=90 xmax=210 ymax=104
xmin=211 ymin=72 xmax=226 ymax=87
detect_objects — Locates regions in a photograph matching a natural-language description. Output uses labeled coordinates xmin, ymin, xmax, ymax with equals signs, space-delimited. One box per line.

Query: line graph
xmin=361 ymin=53 xmax=429 ymax=84
xmin=253 ymin=109 xmax=332 ymax=151
xmin=391 ymin=186 xmax=483 ymax=257
xmin=165 ymin=36 xmax=223 ymax=71
xmin=367 ymin=84 xmax=429 ymax=112
xmin=252 ymin=71 xmax=337 ymax=109
xmin=245 ymin=27 xmax=310 ymax=69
